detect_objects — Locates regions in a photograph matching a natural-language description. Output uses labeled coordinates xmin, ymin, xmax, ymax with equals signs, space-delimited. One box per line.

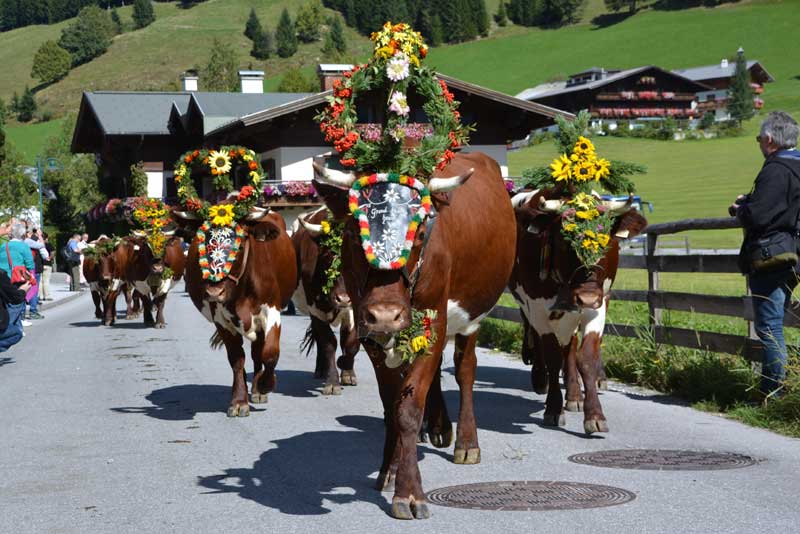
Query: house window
xmin=262 ymin=158 xmax=277 ymax=181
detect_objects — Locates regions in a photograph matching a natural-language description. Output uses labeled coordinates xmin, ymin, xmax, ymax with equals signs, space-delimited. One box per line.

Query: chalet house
xmin=515 ymin=66 xmax=711 ymax=129
xmin=71 ymin=67 xmax=569 ymax=226
xmin=672 ymin=54 xmax=773 ymax=122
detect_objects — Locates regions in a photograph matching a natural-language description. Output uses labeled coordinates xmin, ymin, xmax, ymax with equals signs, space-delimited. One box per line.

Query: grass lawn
xmin=5 ymin=118 xmax=66 ymax=163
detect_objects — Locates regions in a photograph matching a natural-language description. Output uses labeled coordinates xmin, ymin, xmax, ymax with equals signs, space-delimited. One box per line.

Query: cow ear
xmin=612 ymin=209 xmax=647 ymax=240
xmin=313 ymin=179 xmax=350 ymax=220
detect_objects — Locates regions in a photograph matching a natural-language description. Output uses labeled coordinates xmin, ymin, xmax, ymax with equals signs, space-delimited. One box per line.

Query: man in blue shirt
xmin=66 ymin=233 xmax=82 ymax=292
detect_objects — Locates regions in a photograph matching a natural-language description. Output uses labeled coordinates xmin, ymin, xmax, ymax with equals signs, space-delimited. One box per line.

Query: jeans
xmin=749 ymin=268 xmax=798 ymax=396
xmin=28 ymin=273 xmax=41 ymax=314
xmin=0 ymin=302 xmax=25 ymax=352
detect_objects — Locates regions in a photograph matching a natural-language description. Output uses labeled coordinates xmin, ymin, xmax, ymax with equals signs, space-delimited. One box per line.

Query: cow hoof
xmin=428 ymin=424 xmax=453 ymax=449
xmin=376 ymin=470 xmax=395 ymax=492
xmin=391 ymin=499 xmax=414 ymax=520
xmin=125 ymin=315 xmax=134 ymax=320
xmin=598 ymin=379 xmax=609 ymax=391
xmin=584 ymin=419 xmax=609 ymax=434
xmin=340 ymin=370 xmax=357 ymax=386
xmin=565 ymin=400 xmax=583 ymax=412
xmin=453 ymin=447 xmax=481 ymax=465
xmin=412 ymin=501 xmax=431 ymax=520
xmin=542 ymin=413 xmax=566 ymax=427
xmin=250 ymin=393 xmax=269 ymax=404
xmin=155 ymin=323 xmax=166 ymax=329
xmin=321 ymin=383 xmax=343 ymax=396
xmin=227 ymin=404 xmax=250 ymax=417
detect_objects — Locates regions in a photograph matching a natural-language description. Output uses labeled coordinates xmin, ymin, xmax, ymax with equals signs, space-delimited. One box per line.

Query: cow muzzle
xmin=575 ymin=289 xmax=604 ymax=310
xmin=205 ymin=284 xmax=227 ymax=303
xmin=361 ymin=302 xmax=410 ymax=334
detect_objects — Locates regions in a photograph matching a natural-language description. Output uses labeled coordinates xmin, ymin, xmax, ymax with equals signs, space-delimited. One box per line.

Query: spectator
xmin=39 ymin=232 xmax=54 ymax=301
xmin=65 ymin=233 xmax=82 ymax=292
xmin=0 ymin=268 xmax=30 ymax=353
xmin=78 ymin=233 xmax=89 ymax=286
xmin=2 ymin=223 xmax=36 ymax=327
xmin=25 ymin=229 xmax=48 ymax=320
xmin=730 ymin=111 xmax=800 ymax=400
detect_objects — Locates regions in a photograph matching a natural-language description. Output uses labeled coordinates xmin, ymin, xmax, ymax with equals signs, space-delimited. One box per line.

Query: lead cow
xmin=292 ymin=208 xmax=359 ymax=395
xmin=176 ymin=207 xmax=297 ymax=417
xmin=510 ymin=188 xmax=646 ymax=434
xmin=313 ymin=152 xmax=516 ymax=520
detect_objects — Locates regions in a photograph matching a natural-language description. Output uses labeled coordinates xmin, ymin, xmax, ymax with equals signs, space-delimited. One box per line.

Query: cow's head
xmin=313 ymin=162 xmax=471 ymax=339
xmin=174 ymin=203 xmax=282 ymax=304
xmin=297 ymin=214 xmax=351 ymax=313
xmin=513 ymin=188 xmax=647 ymax=312
xmin=131 ymin=228 xmax=177 ymax=279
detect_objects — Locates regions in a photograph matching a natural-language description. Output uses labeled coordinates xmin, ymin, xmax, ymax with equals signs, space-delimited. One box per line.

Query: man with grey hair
xmin=729 ymin=111 xmax=800 ymax=400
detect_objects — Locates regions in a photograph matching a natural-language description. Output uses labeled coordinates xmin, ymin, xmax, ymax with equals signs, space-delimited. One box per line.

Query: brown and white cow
xmin=313 ymin=152 xmax=516 ymax=520
xmin=291 ymin=208 xmax=359 ymax=395
xmin=104 ymin=234 xmax=186 ymax=328
xmin=176 ymin=207 xmax=297 ymax=417
xmin=509 ymin=188 xmax=646 ymax=434
xmin=83 ymin=238 xmax=111 ymax=321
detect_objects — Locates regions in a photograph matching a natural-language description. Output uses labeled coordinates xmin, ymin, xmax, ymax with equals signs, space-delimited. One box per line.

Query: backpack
xmin=62 ymin=243 xmax=79 ymax=264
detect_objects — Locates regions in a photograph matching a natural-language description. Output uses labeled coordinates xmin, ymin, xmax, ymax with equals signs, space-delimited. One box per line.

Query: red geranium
xmin=237 ymin=185 xmax=255 ymax=201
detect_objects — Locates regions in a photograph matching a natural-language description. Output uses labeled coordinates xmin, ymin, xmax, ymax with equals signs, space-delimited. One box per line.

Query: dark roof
xmin=191 ymin=92 xmax=315 ymax=134
xmin=672 ymin=60 xmax=774 ymax=83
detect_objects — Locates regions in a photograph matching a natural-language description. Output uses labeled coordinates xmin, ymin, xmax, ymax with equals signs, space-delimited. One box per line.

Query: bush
xmin=58 ymin=6 xmax=115 ymax=67
xmin=295 ymin=0 xmax=323 ymax=43
xmin=132 ymin=0 xmax=156 ymax=30
xmin=203 ymin=38 xmax=239 ymax=92
xmin=31 ymin=40 xmax=71 ymax=85
xmin=276 ymin=8 xmax=298 ymax=58
xmin=278 ymin=68 xmax=318 ymax=93
xmin=476 ymin=319 xmax=523 ymax=354
xmin=16 ymin=87 xmax=37 ymax=123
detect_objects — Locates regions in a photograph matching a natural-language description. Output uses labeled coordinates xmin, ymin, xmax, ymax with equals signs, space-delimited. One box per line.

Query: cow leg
xmin=420 ymin=364 xmax=452 ymax=448
xmin=597 ymin=348 xmax=609 ymax=390
xmin=452 ymin=333 xmax=480 ymax=464
xmin=252 ymin=324 xmax=280 ymax=404
xmin=103 ymin=290 xmax=117 ymax=326
xmin=141 ymin=292 xmax=155 ymax=326
xmin=218 ymin=327 xmax=249 ymax=417
xmin=390 ymin=330 xmax=446 ymax=520
xmin=578 ymin=333 xmax=608 ymax=434
xmin=153 ymin=294 xmax=167 ymax=329
xmin=564 ymin=335 xmax=583 ymax=412
xmin=311 ymin=317 xmax=341 ymax=395
xmin=524 ymin=322 xmax=548 ymax=394
xmin=124 ymin=287 xmax=137 ymax=319
xmin=363 ymin=341 xmax=400 ymax=493
xmin=91 ymin=290 xmax=103 ymax=319
xmin=337 ymin=322 xmax=358 ymax=386
xmin=541 ymin=333 xmax=566 ymax=427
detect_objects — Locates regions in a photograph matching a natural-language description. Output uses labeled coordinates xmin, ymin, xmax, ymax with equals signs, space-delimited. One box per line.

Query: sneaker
xmin=21 ymin=319 xmax=32 ymax=327
xmin=29 ymin=312 xmax=45 ymax=320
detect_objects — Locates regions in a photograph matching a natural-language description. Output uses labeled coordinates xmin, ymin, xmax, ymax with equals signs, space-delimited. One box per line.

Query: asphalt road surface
xmin=1 ymin=284 xmax=798 ymax=534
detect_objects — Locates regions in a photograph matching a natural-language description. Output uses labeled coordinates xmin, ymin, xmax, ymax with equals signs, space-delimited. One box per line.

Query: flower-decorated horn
xmin=601 ymin=194 xmax=634 ymax=215
xmin=298 ymin=216 xmax=323 ymax=236
xmin=245 ymin=206 xmax=270 ymax=221
xmin=428 ymin=168 xmax=474 ymax=193
xmin=511 ymin=191 xmax=537 ymax=211
xmin=132 ymin=230 xmax=147 ymax=238
xmin=161 ymin=229 xmax=176 ymax=237
xmin=312 ymin=161 xmax=355 ymax=189
xmin=539 ymin=197 xmax=565 ymax=212
xmin=173 ymin=210 xmax=200 ymax=220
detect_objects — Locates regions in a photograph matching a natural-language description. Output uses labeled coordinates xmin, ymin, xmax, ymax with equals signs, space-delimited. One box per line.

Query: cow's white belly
xmin=200 ymin=299 xmax=280 ymax=342
xmin=446 ymin=300 xmax=487 ymax=337
xmin=133 ymin=277 xmax=176 ymax=299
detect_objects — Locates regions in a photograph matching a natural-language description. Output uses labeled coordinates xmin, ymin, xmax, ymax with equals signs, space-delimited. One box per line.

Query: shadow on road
xmin=271 ymin=369 xmax=325 ymax=398
xmin=442 ymin=389 xmax=544 ymax=435
xmin=111 ymin=384 xmax=232 ymax=420
xmin=446 ymin=364 xmax=532 ymax=391
xmin=0 ymin=357 xmax=14 ymax=367
xmin=197 ymin=415 xmax=449 ymax=516
xmin=70 ymin=321 xmax=152 ymax=329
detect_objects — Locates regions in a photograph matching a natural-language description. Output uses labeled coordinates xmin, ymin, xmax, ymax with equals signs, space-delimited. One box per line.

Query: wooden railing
xmin=488 ymin=217 xmax=799 ymax=362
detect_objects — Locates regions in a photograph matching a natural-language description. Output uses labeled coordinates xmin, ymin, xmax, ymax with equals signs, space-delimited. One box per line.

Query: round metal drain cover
xmin=568 ymin=449 xmax=758 ymax=471
xmin=426 ymin=481 xmax=635 ymax=511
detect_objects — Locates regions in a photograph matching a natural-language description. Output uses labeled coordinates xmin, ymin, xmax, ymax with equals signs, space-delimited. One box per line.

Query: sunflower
xmin=209 ymin=204 xmax=235 ymax=227
xmin=593 ymin=158 xmax=611 ymax=181
xmin=573 ymin=136 xmax=596 ymax=157
xmin=596 ymin=233 xmax=611 ymax=247
xmin=208 ymin=150 xmax=232 ymax=175
xmin=576 ymin=209 xmax=600 ymax=220
xmin=321 ymin=220 xmax=331 ymax=234
xmin=573 ymin=159 xmax=595 ymax=182
xmin=570 ymin=192 xmax=595 ymax=210
xmin=550 ymin=154 xmax=572 ymax=182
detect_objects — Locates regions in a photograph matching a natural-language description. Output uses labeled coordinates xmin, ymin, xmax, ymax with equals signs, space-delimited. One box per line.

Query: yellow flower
xmin=564 ymin=223 xmax=578 ymax=232
xmin=401 ymin=41 xmax=414 ymax=55
xmin=584 ymin=229 xmax=596 ymax=239
xmin=175 ymin=165 xmax=187 ymax=177
xmin=134 ymin=209 xmax=145 ymax=220
xmin=376 ymin=46 xmax=395 ymax=59
xmin=243 ymin=154 xmax=253 ymax=162
xmin=321 ymin=220 xmax=331 ymax=234
xmin=596 ymin=233 xmax=611 ymax=247
xmin=249 ymin=170 xmax=261 ymax=183
xmin=593 ymin=158 xmax=611 ymax=181
xmin=550 ymin=154 xmax=572 ymax=182
xmin=409 ymin=55 xmax=420 ymax=67
xmin=152 ymin=218 xmax=165 ymax=229
xmin=208 ymin=150 xmax=232 ymax=175
xmin=574 ymin=136 xmax=596 ymax=157
xmin=576 ymin=209 xmax=600 ymax=220
xmin=410 ymin=335 xmax=429 ymax=353
xmin=569 ymin=192 xmax=595 ymax=210
xmin=573 ymin=160 xmax=596 ymax=182
xmin=582 ymin=239 xmax=600 ymax=252
xmin=209 ymin=204 xmax=235 ymax=227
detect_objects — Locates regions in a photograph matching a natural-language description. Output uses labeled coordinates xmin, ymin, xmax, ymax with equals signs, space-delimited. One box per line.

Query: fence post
xmin=647 ymin=233 xmax=660 ymax=339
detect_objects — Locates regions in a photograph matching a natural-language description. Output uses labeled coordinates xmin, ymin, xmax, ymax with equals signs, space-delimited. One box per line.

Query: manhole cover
xmin=568 ymin=449 xmax=758 ymax=471
xmin=426 ymin=481 xmax=635 ymax=511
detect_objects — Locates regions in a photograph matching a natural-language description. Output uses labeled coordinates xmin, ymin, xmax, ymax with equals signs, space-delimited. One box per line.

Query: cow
xmin=509 ymin=188 xmax=646 ymax=434
xmin=174 ymin=206 xmax=297 ymax=417
xmin=291 ymin=208 xmax=359 ymax=395
xmin=312 ymin=152 xmax=517 ymax=520
xmin=83 ymin=238 xmax=111 ymax=321
xmin=104 ymin=233 xmax=186 ymax=328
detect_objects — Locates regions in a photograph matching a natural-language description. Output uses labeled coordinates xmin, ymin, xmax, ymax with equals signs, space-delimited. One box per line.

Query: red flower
xmin=420 ymin=47 xmax=427 ymax=59
xmin=248 ymin=160 xmax=258 ymax=171
xmin=238 ymin=185 xmax=254 ymax=201
xmin=436 ymin=149 xmax=456 ymax=171
xmin=340 ymin=158 xmax=357 ymax=167
xmin=332 ymin=79 xmax=342 ymax=90
xmin=448 ymin=131 xmax=460 ymax=148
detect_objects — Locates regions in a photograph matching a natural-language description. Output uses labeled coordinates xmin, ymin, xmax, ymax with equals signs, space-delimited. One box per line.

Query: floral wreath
xmin=523 ymin=112 xmax=645 ymax=266
xmin=390 ymin=308 xmax=437 ymax=366
xmin=129 ymin=197 xmax=172 ymax=258
xmin=316 ymin=212 xmax=345 ymax=296
xmin=348 ymin=173 xmax=432 ymax=270
xmin=173 ymin=145 xmax=263 ymax=223
xmin=196 ymin=222 xmax=246 ymax=282
xmin=315 ymin=21 xmax=471 ymax=178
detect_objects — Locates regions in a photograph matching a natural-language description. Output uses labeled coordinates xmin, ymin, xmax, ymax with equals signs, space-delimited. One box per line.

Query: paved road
xmin=1 ymin=284 xmax=798 ymax=534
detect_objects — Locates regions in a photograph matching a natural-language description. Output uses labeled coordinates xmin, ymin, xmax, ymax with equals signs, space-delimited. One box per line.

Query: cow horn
xmin=298 ymin=216 xmax=324 ymax=236
xmin=602 ymin=194 xmax=634 ymax=215
xmin=245 ymin=206 xmax=270 ymax=221
xmin=87 ymin=243 xmax=96 ymax=249
xmin=428 ymin=168 xmax=474 ymax=193
xmin=161 ymin=229 xmax=176 ymax=237
xmin=132 ymin=230 xmax=147 ymax=237
xmin=312 ymin=161 xmax=355 ymax=189
xmin=173 ymin=210 xmax=200 ymax=220
xmin=539 ymin=197 xmax=564 ymax=212
xmin=511 ymin=191 xmax=537 ymax=211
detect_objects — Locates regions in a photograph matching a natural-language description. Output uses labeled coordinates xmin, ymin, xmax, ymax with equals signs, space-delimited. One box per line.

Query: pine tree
xmin=132 ymin=0 xmax=155 ymax=29
xmin=244 ymin=8 xmax=262 ymax=40
xmin=495 ymin=1 xmax=508 ymax=26
xmin=110 ymin=8 xmax=123 ymax=34
xmin=473 ymin=0 xmax=489 ymax=36
xmin=17 ymin=86 xmax=37 ymax=123
xmin=322 ymin=15 xmax=347 ymax=58
xmin=203 ymin=38 xmax=239 ymax=92
xmin=31 ymin=40 xmax=72 ymax=85
xmin=10 ymin=92 xmax=19 ymax=114
xmin=251 ymin=27 xmax=273 ymax=60
xmin=438 ymin=1 xmax=464 ymax=43
xmin=295 ymin=0 xmax=323 ymax=43
xmin=275 ymin=8 xmax=298 ymax=58
xmin=728 ymin=48 xmax=754 ymax=125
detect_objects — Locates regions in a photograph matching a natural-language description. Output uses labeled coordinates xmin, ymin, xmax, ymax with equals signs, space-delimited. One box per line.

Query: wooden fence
xmin=488 ymin=217 xmax=799 ymax=362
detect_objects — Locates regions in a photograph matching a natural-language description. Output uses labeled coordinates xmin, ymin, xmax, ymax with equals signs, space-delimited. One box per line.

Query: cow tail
xmin=300 ymin=325 xmax=315 ymax=357
xmin=210 ymin=330 xmax=225 ymax=350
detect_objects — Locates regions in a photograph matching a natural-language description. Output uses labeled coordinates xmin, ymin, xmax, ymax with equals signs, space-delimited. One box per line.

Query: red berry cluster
xmin=436 ymin=149 xmax=456 ymax=171
xmin=334 ymin=131 xmax=360 ymax=154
